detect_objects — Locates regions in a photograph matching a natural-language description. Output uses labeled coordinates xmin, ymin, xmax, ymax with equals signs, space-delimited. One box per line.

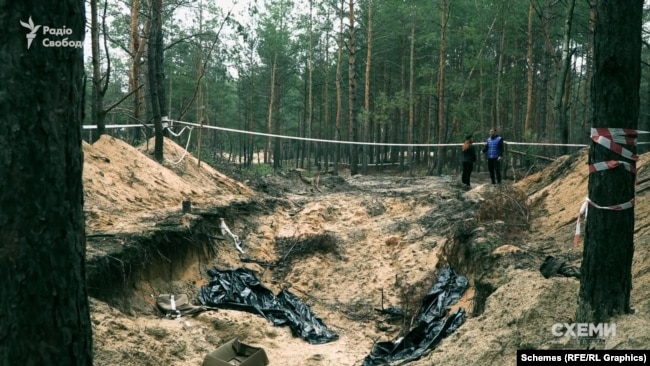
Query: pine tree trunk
xmin=247 ymin=69 xmax=255 ymax=166
xmin=348 ymin=0 xmax=358 ymax=176
xmin=554 ymin=0 xmax=576 ymax=155
xmin=148 ymin=0 xmax=164 ymax=161
xmin=335 ymin=0 xmax=344 ymax=174
xmin=273 ymin=72 xmax=282 ymax=170
xmin=129 ymin=0 xmax=145 ymax=125
xmin=577 ymin=0 xmax=642 ymax=326
xmin=495 ymin=20 xmax=505 ymax=131
xmin=396 ymin=54 xmax=405 ymax=168
xmin=323 ymin=8 xmax=331 ymax=172
xmin=435 ymin=0 xmax=448 ymax=175
xmin=362 ymin=0 xmax=373 ymax=175
xmin=408 ymin=8 xmax=415 ymax=176
xmin=524 ymin=2 xmax=534 ymax=137
xmin=581 ymin=0 xmax=595 ymax=146
xmin=0 ymin=1 xmax=92 ymax=364
xmin=90 ymin=0 xmax=106 ymax=141
xmin=153 ymin=2 xmax=167 ymax=120
xmin=306 ymin=0 xmax=313 ymax=171
xmin=266 ymin=53 xmax=277 ymax=165
xmin=539 ymin=0 xmax=553 ymax=156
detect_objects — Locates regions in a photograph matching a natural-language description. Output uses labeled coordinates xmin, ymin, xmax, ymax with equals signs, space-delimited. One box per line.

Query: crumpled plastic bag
xmin=362 ymin=267 xmax=468 ymax=365
xmin=197 ymin=267 xmax=338 ymax=344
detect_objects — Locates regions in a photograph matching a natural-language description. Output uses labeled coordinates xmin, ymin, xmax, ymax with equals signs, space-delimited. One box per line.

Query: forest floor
xmin=84 ymin=135 xmax=650 ymax=366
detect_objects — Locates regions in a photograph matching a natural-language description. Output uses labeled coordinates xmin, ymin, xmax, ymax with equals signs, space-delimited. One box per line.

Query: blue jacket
xmin=485 ymin=135 xmax=504 ymax=159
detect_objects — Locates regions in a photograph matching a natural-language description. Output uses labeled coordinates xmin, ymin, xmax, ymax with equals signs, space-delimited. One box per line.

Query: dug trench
xmin=85 ymin=169 xmax=552 ymax=366
xmin=85 ymin=199 xmax=279 ymax=312
xmin=84 ymin=138 xmax=650 ymax=365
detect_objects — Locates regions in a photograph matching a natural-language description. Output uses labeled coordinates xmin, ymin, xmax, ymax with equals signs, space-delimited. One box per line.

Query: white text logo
xmin=19 ymin=16 xmax=41 ymax=49
xmin=19 ymin=16 xmax=82 ymax=50
xmin=551 ymin=323 xmax=616 ymax=338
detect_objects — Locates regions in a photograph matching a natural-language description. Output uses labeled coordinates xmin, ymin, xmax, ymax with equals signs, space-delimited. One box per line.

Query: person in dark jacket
xmin=461 ymin=134 xmax=477 ymax=187
xmin=482 ymin=128 xmax=504 ymax=184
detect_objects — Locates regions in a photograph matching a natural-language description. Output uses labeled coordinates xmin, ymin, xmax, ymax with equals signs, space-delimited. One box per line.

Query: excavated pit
xmin=84 ymin=199 xmax=281 ymax=314
xmin=84 ymin=136 xmax=650 ymax=365
xmin=84 ymin=179 xmax=513 ymax=320
xmin=84 ymin=134 xmax=545 ymax=365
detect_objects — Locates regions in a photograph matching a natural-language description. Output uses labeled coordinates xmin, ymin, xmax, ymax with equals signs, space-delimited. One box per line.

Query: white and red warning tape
xmin=574 ymin=128 xmax=649 ymax=246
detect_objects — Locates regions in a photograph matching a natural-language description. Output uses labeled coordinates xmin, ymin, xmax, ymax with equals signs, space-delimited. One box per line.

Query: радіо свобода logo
xmin=20 ymin=16 xmax=41 ymax=49
xmin=19 ymin=16 xmax=82 ymax=50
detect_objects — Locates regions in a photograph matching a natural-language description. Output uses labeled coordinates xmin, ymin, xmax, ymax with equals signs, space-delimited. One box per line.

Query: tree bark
xmin=306 ymin=0 xmax=313 ymax=171
xmin=577 ymin=0 xmax=642 ymax=326
xmin=495 ymin=20 xmax=505 ymax=132
xmin=334 ymin=0 xmax=344 ymax=174
xmin=408 ymin=5 xmax=415 ymax=176
xmin=397 ymin=42 xmax=405 ymax=169
xmin=129 ymin=0 xmax=146 ymax=125
xmin=323 ymin=5 xmax=331 ymax=172
xmin=272 ymin=77 xmax=282 ymax=170
xmin=581 ymin=0 xmax=595 ymax=146
xmin=554 ymin=0 xmax=576 ymax=155
xmin=538 ymin=0 xmax=552 ymax=149
xmin=148 ymin=0 xmax=164 ymax=161
xmin=0 ymin=1 xmax=92 ymax=364
xmin=90 ymin=0 xmax=106 ymax=141
xmin=196 ymin=0 xmax=204 ymax=167
xmin=153 ymin=1 xmax=167 ymax=121
xmin=266 ymin=53 xmax=277 ymax=165
xmin=348 ymin=0 xmax=358 ymax=176
xmin=362 ymin=0 xmax=373 ymax=175
xmin=435 ymin=0 xmax=448 ymax=175
xmin=524 ymin=1 xmax=534 ymax=137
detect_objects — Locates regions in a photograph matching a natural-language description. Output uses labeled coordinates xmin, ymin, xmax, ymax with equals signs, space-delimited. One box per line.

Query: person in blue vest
xmin=482 ymin=128 xmax=504 ymax=184
xmin=461 ymin=134 xmax=477 ymax=188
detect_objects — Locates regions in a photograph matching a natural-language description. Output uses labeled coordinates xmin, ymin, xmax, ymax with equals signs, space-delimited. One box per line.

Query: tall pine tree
xmin=577 ymin=0 xmax=642 ymax=326
xmin=0 ymin=1 xmax=92 ymax=364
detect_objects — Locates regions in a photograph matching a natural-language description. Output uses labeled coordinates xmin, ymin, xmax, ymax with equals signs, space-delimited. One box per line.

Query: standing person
xmin=483 ymin=128 xmax=504 ymax=184
xmin=461 ymin=135 xmax=477 ymax=188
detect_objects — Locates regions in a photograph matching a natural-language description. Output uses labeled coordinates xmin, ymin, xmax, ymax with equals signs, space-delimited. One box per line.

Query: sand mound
xmin=516 ymin=148 xmax=650 ymax=242
xmin=138 ymin=137 xmax=251 ymax=198
xmin=83 ymin=135 xmax=252 ymax=234
xmin=515 ymin=149 xmax=589 ymax=242
xmin=427 ymin=271 xmax=579 ymax=365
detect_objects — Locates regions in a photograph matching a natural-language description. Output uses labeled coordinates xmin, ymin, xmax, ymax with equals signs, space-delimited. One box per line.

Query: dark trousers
xmin=487 ymin=158 xmax=502 ymax=184
xmin=462 ymin=162 xmax=474 ymax=186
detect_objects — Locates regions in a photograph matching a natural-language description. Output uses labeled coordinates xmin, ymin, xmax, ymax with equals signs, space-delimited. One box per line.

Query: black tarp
xmin=362 ymin=267 xmax=468 ymax=365
xmin=196 ymin=267 xmax=339 ymax=344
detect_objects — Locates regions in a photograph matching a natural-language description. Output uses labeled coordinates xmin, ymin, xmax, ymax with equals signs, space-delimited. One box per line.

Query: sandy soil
xmin=85 ymin=136 xmax=650 ymax=366
xmin=83 ymin=136 xmax=252 ymax=233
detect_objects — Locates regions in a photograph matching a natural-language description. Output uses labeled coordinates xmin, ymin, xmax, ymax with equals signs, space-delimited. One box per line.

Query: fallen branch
xmin=508 ymin=149 xmax=556 ymax=162
xmin=293 ymin=169 xmax=321 ymax=192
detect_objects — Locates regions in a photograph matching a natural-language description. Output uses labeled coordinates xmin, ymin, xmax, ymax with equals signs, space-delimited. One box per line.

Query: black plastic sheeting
xmin=196 ymin=267 xmax=339 ymax=344
xmin=362 ymin=267 xmax=468 ymax=366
